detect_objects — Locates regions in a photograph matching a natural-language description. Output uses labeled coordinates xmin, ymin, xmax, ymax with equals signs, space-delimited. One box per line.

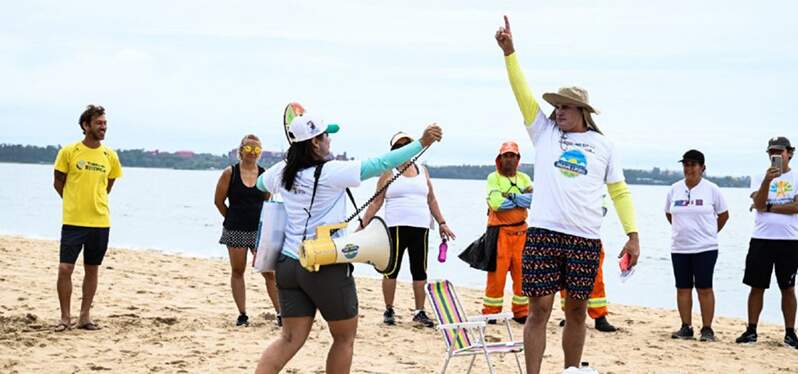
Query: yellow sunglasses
xmin=241 ymin=145 xmax=262 ymax=154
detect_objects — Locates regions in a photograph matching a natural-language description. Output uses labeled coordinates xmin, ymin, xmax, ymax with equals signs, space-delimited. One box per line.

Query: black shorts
xmin=743 ymin=238 xmax=798 ymax=289
xmin=384 ymin=226 xmax=429 ymax=281
xmin=671 ymin=250 xmax=718 ymax=289
xmin=274 ymin=255 xmax=358 ymax=321
xmin=60 ymin=225 xmax=110 ymax=266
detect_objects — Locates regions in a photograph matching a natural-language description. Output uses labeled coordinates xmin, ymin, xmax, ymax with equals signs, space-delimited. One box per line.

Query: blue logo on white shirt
xmin=554 ymin=149 xmax=588 ymax=177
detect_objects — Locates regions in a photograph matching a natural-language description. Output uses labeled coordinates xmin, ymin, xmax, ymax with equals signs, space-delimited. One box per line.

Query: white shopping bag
xmin=252 ymin=200 xmax=287 ymax=273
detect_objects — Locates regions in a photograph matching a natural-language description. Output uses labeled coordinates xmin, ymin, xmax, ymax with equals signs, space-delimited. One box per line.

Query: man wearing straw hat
xmin=495 ymin=15 xmax=640 ymax=374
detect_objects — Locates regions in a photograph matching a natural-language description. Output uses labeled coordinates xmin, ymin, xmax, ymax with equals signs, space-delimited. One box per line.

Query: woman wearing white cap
xmin=665 ymin=149 xmax=729 ymax=342
xmin=254 ymin=115 xmax=442 ymax=374
xmin=359 ymin=131 xmax=456 ymax=328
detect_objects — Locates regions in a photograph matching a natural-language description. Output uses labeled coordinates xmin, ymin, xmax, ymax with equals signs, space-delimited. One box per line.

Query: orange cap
xmin=498 ymin=141 xmax=520 ymax=156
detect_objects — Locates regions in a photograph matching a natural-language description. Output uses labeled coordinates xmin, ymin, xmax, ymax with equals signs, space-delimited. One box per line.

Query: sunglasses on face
xmin=241 ymin=145 xmax=262 ymax=154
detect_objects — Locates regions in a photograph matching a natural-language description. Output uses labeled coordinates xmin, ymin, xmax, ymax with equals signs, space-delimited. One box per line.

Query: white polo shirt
xmin=665 ymin=178 xmax=728 ymax=254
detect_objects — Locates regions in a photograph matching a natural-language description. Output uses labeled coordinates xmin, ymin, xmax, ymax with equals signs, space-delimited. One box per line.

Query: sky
xmin=1 ymin=0 xmax=796 ymax=175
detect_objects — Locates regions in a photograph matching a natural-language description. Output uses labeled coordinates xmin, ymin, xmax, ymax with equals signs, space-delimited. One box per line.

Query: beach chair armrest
xmin=468 ymin=312 xmax=513 ymax=322
xmin=437 ymin=321 xmax=486 ymax=331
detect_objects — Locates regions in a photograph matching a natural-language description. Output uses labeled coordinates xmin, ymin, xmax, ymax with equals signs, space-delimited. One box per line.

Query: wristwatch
xmin=766 ymin=203 xmax=773 ymax=212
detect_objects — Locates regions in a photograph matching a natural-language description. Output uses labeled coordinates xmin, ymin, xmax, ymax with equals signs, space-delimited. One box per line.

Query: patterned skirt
xmin=219 ymin=228 xmax=259 ymax=249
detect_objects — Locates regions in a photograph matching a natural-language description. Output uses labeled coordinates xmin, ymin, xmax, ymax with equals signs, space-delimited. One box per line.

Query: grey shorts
xmin=274 ymin=255 xmax=358 ymax=321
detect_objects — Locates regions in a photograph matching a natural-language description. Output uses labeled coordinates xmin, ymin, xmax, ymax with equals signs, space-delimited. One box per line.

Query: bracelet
xmin=439 ymin=221 xmax=446 ymax=226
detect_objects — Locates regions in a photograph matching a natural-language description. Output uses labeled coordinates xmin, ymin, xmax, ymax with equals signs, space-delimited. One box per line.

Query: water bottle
xmin=437 ymin=239 xmax=448 ymax=263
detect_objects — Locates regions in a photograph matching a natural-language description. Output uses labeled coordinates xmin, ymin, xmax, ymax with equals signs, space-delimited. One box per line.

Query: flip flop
xmin=54 ymin=322 xmax=71 ymax=332
xmin=77 ymin=322 xmax=101 ymax=331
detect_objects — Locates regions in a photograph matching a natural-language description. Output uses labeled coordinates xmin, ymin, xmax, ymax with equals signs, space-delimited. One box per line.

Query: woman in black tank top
xmin=214 ymin=134 xmax=281 ymax=327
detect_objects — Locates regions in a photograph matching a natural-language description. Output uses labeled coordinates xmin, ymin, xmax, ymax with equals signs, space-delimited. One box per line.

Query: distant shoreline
xmin=0 ymin=158 xmax=751 ymax=188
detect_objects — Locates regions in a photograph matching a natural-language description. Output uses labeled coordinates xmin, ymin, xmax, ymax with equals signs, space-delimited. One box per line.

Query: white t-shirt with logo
xmin=664 ymin=179 xmax=728 ymax=253
xmin=260 ymin=160 xmax=361 ymax=259
xmin=526 ymin=111 xmax=625 ymax=239
xmin=751 ymin=170 xmax=798 ymax=240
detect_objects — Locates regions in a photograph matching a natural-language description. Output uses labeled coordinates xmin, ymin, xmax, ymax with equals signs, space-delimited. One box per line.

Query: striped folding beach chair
xmin=426 ymin=279 xmax=524 ymax=374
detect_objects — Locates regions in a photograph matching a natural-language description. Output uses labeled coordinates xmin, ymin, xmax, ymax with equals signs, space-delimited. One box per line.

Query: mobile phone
xmin=771 ymin=155 xmax=783 ymax=170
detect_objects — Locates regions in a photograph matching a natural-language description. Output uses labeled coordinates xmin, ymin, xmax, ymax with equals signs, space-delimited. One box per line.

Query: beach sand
xmin=0 ymin=235 xmax=795 ymax=373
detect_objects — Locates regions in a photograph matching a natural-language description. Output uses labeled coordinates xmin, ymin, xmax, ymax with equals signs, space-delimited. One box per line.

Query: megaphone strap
xmin=301 ymin=163 xmax=326 ymax=241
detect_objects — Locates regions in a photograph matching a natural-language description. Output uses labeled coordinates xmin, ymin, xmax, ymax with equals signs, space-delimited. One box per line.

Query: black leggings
xmin=385 ymin=226 xmax=429 ymax=280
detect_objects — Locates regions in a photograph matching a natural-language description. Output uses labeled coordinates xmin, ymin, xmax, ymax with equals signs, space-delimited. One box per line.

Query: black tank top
xmin=223 ymin=163 xmax=266 ymax=231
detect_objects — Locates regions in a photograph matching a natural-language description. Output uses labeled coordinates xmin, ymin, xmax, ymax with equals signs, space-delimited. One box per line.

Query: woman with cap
xmin=665 ymin=149 xmax=729 ymax=342
xmin=214 ymin=134 xmax=281 ymax=327
xmin=359 ymin=131 xmax=456 ymax=328
xmin=254 ymin=115 xmax=442 ymax=374
xmin=496 ymin=15 xmax=640 ymax=374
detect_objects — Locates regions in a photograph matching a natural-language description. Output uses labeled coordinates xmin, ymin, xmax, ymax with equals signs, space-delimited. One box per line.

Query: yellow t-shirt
xmin=54 ymin=141 xmax=123 ymax=227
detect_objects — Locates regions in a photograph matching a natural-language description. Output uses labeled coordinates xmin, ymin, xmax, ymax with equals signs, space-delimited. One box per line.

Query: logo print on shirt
xmin=554 ymin=149 xmax=588 ymax=177
xmin=76 ymin=160 xmax=107 ymax=173
xmin=770 ymin=180 xmax=794 ymax=198
xmin=674 ymin=199 xmax=703 ymax=207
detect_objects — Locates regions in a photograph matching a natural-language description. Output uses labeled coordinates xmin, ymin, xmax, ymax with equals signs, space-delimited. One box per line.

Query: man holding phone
xmin=738 ymin=136 xmax=798 ymax=349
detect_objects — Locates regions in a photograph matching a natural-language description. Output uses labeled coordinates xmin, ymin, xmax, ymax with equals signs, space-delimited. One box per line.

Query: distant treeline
xmin=425 ymin=164 xmax=751 ymax=188
xmin=0 ymin=144 xmax=751 ymax=187
xmin=0 ymin=143 xmax=280 ymax=170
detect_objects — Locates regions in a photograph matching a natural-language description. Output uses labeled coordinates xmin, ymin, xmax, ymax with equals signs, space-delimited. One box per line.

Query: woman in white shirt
xmin=665 ymin=149 xmax=729 ymax=342
xmin=360 ymin=132 xmax=456 ymax=328
xmin=254 ymin=115 xmax=442 ymax=374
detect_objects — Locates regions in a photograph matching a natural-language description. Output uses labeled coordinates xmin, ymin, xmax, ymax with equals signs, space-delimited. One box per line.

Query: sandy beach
xmin=0 ymin=235 xmax=795 ymax=373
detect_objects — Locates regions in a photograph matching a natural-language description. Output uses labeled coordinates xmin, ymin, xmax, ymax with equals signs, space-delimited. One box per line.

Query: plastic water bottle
xmin=437 ymin=239 xmax=448 ymax=263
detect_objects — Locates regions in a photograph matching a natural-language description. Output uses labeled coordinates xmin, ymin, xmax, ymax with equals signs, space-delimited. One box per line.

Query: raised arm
xmin=753 ymin=167 xmax=780 ymax=210
xmin=360 ymin=124 xmax=442 ymax=180
xmin=496 ymin=15 xmax=542 ymax=127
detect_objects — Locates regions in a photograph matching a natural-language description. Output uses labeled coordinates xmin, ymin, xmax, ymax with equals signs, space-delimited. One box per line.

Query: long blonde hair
xmin=238 ymin=134 xmax=262 ymax=160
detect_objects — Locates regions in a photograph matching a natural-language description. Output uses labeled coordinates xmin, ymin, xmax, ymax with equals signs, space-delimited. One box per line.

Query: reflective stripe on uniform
xmin=483 ymin=296 xmax=503 ymax=307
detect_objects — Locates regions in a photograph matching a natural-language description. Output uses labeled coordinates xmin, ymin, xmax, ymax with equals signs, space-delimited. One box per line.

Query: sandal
xmin=54 ymin=322 xmax=72 ymax=332
xmin=77 ymin=322 xmax=101 ymax=331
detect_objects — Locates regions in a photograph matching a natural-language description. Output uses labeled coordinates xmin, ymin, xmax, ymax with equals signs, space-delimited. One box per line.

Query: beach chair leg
xmin=466 ymin=355 xmax=476 ymax=374
xmin=483 ymin=348 xmax=495 ymax=374
xmin=513 ymin=352 xmax=523 ymax=373
xmin=440 ymin=355 xmax=452 ymax=374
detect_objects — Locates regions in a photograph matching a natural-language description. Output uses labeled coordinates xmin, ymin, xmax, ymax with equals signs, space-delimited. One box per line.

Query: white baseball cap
xmin=287 ymin=114 xmax=340 ymax=143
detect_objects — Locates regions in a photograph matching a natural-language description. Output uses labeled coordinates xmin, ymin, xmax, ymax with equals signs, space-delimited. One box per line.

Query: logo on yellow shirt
xmin=76 ymin=159 xmax=107 ymax=173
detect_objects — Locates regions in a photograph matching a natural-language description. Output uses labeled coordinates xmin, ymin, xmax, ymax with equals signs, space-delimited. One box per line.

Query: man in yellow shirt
xmin=53 ymin=104 xmax=123 ymax=332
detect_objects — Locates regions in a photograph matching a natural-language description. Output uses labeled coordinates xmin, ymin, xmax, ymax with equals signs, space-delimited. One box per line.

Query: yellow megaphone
xmin=298 ymin=217 xmax=396 ymax=273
